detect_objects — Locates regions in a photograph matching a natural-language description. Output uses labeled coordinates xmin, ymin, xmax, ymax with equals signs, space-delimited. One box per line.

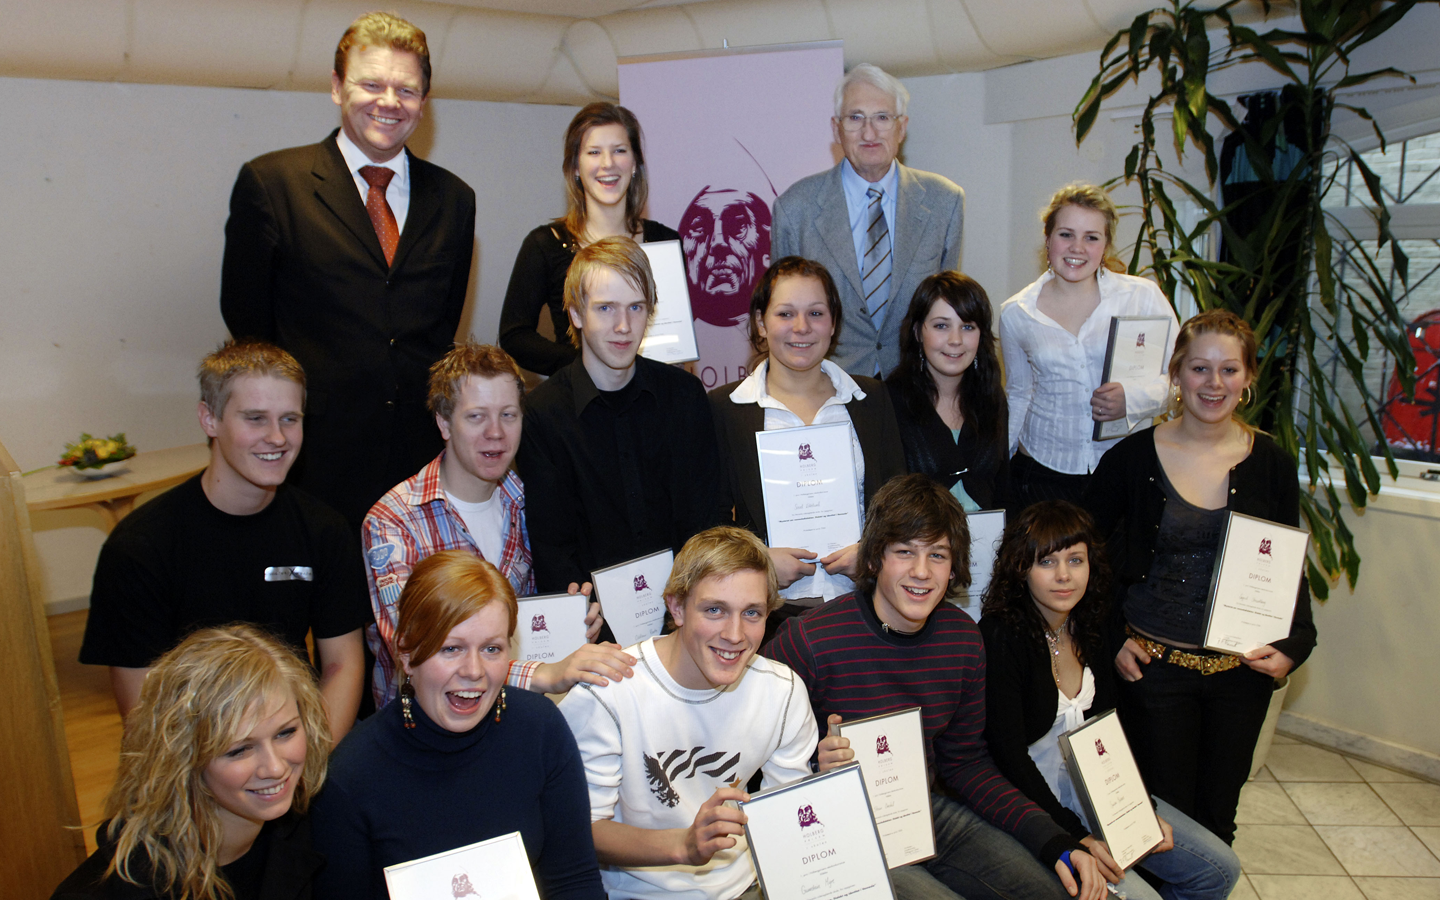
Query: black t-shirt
xmin=80 ymin=474 xmax=369 ymax=668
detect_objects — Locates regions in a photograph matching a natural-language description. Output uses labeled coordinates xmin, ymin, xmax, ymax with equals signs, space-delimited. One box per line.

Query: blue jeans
xmin=890 ymin=792 xmax=1074 ymax=900
xmin=1114 ymin=797 xmax=1239 ymax=900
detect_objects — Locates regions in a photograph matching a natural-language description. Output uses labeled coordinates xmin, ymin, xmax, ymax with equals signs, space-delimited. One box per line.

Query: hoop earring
xmin=1240 ymin=386 xmax=1253 ymax=407
xmin=494 ymin=686 xmax=507 ymax=723
xmin=400 ymin=677 xmax=416 ymax=730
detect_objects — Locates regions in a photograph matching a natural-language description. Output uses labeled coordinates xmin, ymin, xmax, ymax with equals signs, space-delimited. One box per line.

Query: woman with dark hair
xmin=709 ymin=256 xmax=905 ymax=610
xmin=52 ymin=625 xmax=330 ymax=900
xmin=1082 ymin=309 xmax=1316 ymax=845
xmin=311 ymin=550 xmax=603 ymax=900
xmin=1000 ymin=184 xmax=1179 ymax=508
xmin=498 ymin=102 xmax=678 ymax=374
xmin=886 ymin=271 xmax=1009 ymax=510
xmin=980 ymin=501 xmax=1239 ymax=900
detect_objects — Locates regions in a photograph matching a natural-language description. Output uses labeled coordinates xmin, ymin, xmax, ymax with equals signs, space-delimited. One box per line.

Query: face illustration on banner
xmin=634 ymin=574 xmax=650 ymax=592
xmin=680 ymin=187 xmax=772 ymax=326
xmin=798 ymin=443 xmax=814 ymax=461
xmin=876 ymin=734 xmax=892 ymax=756
xmin=531 ymin=614 xmax=548 ymax=634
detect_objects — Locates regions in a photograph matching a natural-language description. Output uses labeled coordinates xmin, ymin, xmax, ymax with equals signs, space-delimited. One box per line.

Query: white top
xmin=335 ymin=128 xmax=412 ymax=233
xmin=728 ymin=359 xmax=866 ymax=601
xmin=558 ymin=637 xmax=818 ymax=900
xmin=444 ymin=490 xmax=504 ymax=566
xmin=999 ymin=269 xmax=1178 ymax=474
xmin=1026 ymin=665 xmax=1098 ymax=833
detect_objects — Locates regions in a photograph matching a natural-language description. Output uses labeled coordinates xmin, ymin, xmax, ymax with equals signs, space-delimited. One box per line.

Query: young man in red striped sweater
xmin=764 ymin=474 xmax=1105 ymax=900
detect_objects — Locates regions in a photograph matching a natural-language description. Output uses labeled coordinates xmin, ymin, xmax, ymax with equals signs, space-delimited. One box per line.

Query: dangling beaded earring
xmin=400 ymin=677 xmax=416 ymax=730
xmin=494 ymin=686 xmax=507 ymax=723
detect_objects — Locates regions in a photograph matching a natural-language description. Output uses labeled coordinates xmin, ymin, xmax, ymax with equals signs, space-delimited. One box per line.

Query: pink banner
xmin=620 ymin=42 xmax=843 ymax=390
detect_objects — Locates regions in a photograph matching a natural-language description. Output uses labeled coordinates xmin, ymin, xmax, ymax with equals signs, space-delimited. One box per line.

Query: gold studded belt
xmin=1126 ymin=625 xmax=1241 ymax=676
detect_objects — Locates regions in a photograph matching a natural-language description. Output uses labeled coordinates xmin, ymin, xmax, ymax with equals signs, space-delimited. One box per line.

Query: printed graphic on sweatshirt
xmin=643 ymin=746 xmax=743 ymax=807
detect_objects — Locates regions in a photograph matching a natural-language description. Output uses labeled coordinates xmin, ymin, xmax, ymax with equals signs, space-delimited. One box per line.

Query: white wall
xmin=2 ymin=77 xmax=575 ymax=608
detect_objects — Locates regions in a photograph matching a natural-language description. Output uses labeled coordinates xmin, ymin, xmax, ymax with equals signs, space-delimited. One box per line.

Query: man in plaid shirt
xmin=363 ymin=342 xmax=636 ymax=708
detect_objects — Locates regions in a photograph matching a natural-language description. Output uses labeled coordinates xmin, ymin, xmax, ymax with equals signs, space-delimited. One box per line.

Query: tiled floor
xmin=1231 ymin=735 xmax=1440 ymax=899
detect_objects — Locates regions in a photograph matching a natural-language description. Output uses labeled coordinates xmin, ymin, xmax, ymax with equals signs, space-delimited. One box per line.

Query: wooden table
xmin=23 ymin=443 xmax=210 ymax=530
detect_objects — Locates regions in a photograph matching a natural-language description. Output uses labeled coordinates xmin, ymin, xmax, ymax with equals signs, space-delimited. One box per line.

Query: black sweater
xmin=1081 ymin=427 xmax=1317 ymax=667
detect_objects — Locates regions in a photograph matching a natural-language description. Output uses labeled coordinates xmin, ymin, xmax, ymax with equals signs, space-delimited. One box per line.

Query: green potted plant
xmin=1074 ymin=0 xmax=1427 ymax=600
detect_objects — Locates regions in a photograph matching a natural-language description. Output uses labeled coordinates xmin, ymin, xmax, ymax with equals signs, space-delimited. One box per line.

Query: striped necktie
xmin=862 ymin=186 xmax=893 ymax=329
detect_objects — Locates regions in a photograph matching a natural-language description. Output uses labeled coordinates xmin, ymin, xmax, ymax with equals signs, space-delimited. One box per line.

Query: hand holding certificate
xmin=741 ymin=765 xmax=896 ymax=900
xmin=1059 ymin=710 xmax=1162 ymax=871
xmin=638 ymin=241 xmax=700 ymax=363
xmin=590 ymin=549 xmax=674 ymax=648
xmin=1203 ymin=512 xmax=1308 ymax=655
xmin=837 ymin=707 xmax=936 ymax=867
xmin=384 ymin=831 xmax=539 ymax=900
xmin=756 ymin=422 xmax=862 ymax=555
xmin=1094 ymin=316 xmax=1173 ymax=441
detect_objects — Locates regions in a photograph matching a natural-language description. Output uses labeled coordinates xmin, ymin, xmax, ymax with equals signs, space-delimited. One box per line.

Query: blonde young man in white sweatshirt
xmin=559 ymin=526 xmax=818 ymax=900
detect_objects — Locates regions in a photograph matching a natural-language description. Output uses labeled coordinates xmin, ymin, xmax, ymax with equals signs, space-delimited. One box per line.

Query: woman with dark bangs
xmin=886 ymin=271 xmax=1009 ymax=511
xmin=980 ymin=501 xmax=1239 ymax=900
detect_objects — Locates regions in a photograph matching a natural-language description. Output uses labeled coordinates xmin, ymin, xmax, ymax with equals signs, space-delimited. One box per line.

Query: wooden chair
xmin=0 ymin=437 xmax=87 ymax=897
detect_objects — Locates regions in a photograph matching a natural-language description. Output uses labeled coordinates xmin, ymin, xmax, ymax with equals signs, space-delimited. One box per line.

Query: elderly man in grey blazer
xmin=773 ymin=64 xmax=965 ymax=377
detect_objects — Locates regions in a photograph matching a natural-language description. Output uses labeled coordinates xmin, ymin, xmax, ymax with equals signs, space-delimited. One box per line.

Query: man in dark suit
xmin=773 ymin=63 xmax=964 ymax=378
xmin=221 ymin=11 xmax=477 ymax=531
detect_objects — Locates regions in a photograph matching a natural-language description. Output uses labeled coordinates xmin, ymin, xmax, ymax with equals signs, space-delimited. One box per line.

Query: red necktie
xmin=359 ymin=165 xmax=399 ymax=266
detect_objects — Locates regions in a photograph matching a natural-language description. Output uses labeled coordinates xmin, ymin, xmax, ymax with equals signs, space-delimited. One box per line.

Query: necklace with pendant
xmin=1044 ymin=618 xmax=1068 ymax=689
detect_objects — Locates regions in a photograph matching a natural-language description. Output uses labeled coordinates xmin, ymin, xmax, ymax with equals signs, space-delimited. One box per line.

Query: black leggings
xmin=1008 ymin=452 xmax=1089 ymax=511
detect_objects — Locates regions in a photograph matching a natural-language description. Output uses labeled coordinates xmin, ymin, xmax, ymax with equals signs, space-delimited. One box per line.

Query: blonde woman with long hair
xmin=53 ymin=625 xmax=330 ymax=900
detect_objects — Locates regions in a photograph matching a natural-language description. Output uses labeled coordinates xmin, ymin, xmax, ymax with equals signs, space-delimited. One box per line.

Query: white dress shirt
xmin=728 ymin=359 xmax=867 ymax=601
xmin=335 ymin=129 xmax=412 ymax=233
xmin=1000 ymin=268 xmax=1178 ymax=474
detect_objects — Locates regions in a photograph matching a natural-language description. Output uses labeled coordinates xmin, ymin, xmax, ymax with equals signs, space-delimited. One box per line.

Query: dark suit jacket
xmin=708 ymin=374 xmax=907 ymax=543
xmin=772 ymin=162 xmax=964 ymax=376
xmin=220 ymin=130 xmax=477 ymax=528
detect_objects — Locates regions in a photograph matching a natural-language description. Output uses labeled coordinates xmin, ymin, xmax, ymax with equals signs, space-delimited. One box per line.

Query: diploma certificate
xmin=638 ymin=241 xmax=700 ymax=364
xmin=1059 ymin=710 xmax=1163 ymax=871
xmin=512 ymin=592 xmax=589 ymax=666
xmin=755 ymin=422 xmax=862 ymax=554
xmin=383 ymin=831 xmax=540 ymax=900
xmin=1094 ymin=316 xmax=1173 ymax=441
xmin=1202 ymin=511 xmax=1308 ymax=655
xmin=838 ymin=707 xmax=935 ymax=867
xmin=590 ymin=549 xmax=674 ymax=649
xmin=742 ymin=764 xmax=896 ymax=900
xmin=957 ymin=509 xmax=1005 ymax=619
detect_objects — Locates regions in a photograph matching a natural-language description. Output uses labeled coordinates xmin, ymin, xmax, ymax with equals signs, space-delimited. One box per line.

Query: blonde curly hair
xmin=103 ymin=625 xmax=329 ymax=900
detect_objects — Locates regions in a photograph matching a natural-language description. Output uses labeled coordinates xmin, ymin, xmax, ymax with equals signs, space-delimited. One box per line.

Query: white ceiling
xmin=0 ymin=0 xmax=1281 ymax=105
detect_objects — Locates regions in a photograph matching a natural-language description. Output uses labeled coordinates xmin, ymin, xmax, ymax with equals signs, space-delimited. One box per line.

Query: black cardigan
xmin=51 ymin=813 xmax=321 ymax=900
xmin=498 ymin=220 xmax=680 ymax=375
xmin=1081 ymin=427 xmax=1317 ymax=667
xmin=885 ymin=380 xmax=1009 ymax=510
xmin=979 ymin=615 xmax=1119 ymax=840
xmin=708 ymin=374 xmax=907 ymax=542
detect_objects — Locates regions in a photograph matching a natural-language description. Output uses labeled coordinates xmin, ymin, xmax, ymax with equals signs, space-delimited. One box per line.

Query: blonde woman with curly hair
xmin=53 ymin=625 xmax=330 ymax=900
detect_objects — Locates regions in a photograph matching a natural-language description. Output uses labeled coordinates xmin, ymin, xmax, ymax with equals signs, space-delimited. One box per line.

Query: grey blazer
xmin=772 ymin=162 xmax=964 ymax=376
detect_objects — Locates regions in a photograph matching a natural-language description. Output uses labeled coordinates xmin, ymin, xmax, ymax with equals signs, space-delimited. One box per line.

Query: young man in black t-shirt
xmin=81 ymin=340 xmax=369 ymax=741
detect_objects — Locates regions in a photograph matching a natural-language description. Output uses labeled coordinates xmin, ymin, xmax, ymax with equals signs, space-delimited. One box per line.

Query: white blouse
xmin=728 ymin=359 xmax=866 ymax=601
xmin=1026 ymin=665 xmax=1098 ymax=833
xmin=999 ymin=268 xmax=1178 ymax=474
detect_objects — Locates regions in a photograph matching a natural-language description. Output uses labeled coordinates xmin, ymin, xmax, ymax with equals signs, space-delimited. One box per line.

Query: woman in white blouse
xmin=708 ymin=257 xmax=905 ymax=629
xmin=999 ymin=184 xmax=1178 ymax=508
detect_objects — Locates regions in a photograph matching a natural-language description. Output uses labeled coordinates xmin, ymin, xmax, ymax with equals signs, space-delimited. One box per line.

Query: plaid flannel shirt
xmin=363 ymin=452 xmax=537 ymax=707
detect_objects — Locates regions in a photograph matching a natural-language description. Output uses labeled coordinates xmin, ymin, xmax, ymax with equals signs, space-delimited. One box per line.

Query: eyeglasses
xmin=837 ymin=112 xmax=901 ymax=133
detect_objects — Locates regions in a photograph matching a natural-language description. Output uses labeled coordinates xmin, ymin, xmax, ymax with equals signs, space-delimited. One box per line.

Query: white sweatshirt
xmin=558 ymin=637 xmax=819 ymax=900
